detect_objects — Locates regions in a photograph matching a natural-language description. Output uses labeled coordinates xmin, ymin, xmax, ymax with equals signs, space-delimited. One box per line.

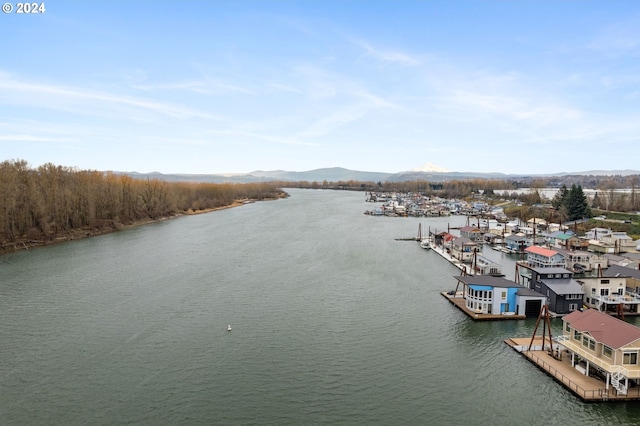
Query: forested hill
xmin=0 ymin=160 xmax=285 ymax=254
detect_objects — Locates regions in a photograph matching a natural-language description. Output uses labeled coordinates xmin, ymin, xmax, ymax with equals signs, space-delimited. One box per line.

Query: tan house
xmin=451 ymin=236 xmax=479 ymax=263
xmin=577 ymin=276 xmax=633 ymax=312
xmin=559 ymin=309 xmax=640 ymax=395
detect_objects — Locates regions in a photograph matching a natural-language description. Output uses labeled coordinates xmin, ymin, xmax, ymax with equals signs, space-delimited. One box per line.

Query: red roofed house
xmin=560 ymin=309 xmax=640 ymax=395
xmin=525 ymin=245 xmax=565 ymax=268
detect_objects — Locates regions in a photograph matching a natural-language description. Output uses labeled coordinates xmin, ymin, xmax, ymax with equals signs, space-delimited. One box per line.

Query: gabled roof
xmin=564 ymin=309 xmax=640 ymax=349
xmin=455 ymin=275 xmax=521 ymax=288
xmin=452 ymin=236 xmax=477 ymax=247
xmin=603 ymin=264 xmax=640 ymax=280
xmin=531 ymin=266 xmax=572 ymax=275
xmin=459 ymin=226 xmax=482 ymax=232
xmin=556 ymin=234 xmax=574 ymax=241
xmin=525 ymin=245 xmax=559 ymax=257
xmin=545 ymin=231 xmax=565 ymax=238
xmin=540 ymin=278 xmax=583 ymax=295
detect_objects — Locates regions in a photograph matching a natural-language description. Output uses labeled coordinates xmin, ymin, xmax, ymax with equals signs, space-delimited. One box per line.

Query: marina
xmin=3 ymin=189 xmax=640 ymax=424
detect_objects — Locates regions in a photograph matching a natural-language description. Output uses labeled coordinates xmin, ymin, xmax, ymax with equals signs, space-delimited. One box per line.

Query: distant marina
xmin=368 ymin=190 xmax=640 ymax=402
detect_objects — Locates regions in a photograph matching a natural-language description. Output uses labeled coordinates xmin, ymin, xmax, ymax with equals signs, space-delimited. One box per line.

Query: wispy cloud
xmin=0 ymin=134 xmax=79 ymax=143
xmin=0 ymin=72 xmax=217 ymax=120
xmin=132 ymin=79 xmax=256 ymax=95
xmin=208 ymin=129 xmax=319 ymax=147
xmin=586 ymin=17 xmax=640 ymax=57
xmin=296 ymin=104 xmax=369 ymax=139
xmin=351 ymin=39 xmax=419 ymax=66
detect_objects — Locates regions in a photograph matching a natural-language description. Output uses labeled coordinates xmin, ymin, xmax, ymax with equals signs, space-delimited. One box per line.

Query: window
xmin=501 ymin=291 xmax=506 ymax=299
xmin=601 ymin=279 xmax=610 ymax=284
xmin=603 ymin=346 xmax=613 ymax=358
xmin=574 ymin=330 xmax=582 ymax=341
xmin=623 ymin=352 xmax=638 ymax=365
xmin=582 ymin=336 xmax=595 ymax=351
xmin=569 ymin=303 xmax=578 ymax=311
xmin=601 ymin=289 xmax=609 ymax=296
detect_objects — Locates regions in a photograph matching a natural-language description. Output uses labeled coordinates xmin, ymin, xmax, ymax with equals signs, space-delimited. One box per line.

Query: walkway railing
xmin=526 ymin=351 xmax=640 ymax=400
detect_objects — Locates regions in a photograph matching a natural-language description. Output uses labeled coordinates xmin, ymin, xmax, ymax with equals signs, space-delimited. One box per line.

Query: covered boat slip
xmin=505 ymin=337 xmax=640 ymax=402
xmin=441 ymin=291 xmax=527 ymax=321
xmin=443 ymin=274 xmax=546 ymax=320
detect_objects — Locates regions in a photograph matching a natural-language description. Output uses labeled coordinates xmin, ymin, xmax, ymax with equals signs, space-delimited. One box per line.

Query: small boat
xmin=420 ymin=239 xmax=431 ymax=250
xmin=227 ymin=324 xmax=232 ymax=331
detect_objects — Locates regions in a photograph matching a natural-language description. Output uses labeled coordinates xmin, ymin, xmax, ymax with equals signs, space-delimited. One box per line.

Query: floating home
xmin=443 ymin=275 xmax=546 ymax=320
xmin=507 ymin=308 xmax=640 ymax=401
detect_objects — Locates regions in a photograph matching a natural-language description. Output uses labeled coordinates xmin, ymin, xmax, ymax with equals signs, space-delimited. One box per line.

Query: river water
xmin=1 ymin=189 xmax=639 ymax=425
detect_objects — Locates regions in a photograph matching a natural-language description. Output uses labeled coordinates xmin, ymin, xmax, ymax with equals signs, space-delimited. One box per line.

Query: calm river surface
xmin=2 ymin=189 xmax=640 ymax=425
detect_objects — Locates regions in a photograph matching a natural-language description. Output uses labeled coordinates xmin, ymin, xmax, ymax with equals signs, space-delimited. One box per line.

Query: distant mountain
xmin=249 ymin=167 xmax=393 ymax=182
xmin=116 ymin=167 xmax=395 ymax=184
xmin=411 ymin=162 xmax=450 ymax=173
xmin=552 ymin=170 xmax=640 ymax=177
xmin=115 ymin=167 xmax=640 ymax=184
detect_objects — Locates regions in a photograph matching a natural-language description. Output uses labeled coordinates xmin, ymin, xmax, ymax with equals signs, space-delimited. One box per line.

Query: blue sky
xmin=2 ymin=1 xmax=640 ymax=175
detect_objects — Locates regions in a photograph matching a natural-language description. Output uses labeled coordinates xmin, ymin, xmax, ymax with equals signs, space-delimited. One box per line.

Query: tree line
xmin=0 ymin=160 xmax=285 ymax=249
xmin=282 ymin=178 xmax=519 ymax=199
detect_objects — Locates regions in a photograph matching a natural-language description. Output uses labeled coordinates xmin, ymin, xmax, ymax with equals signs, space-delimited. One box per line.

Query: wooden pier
xmin=505 ymin=337 xmax=640 ymax=402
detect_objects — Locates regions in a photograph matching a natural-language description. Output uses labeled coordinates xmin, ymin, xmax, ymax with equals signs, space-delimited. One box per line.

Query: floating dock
xmin=504 ymin=337 xmax=640 ymax=402
xmin=441 ymin=291 xmax=526 ymax=321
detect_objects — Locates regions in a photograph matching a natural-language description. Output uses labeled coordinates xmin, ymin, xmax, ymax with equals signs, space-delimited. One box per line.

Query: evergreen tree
xmin=566 ymin=184 xmax=592 ymax=220
xmin=551 ymin=185 xmax=568 ymax=210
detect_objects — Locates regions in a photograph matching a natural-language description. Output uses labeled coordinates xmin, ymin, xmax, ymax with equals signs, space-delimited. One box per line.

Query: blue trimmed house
xmin=453 ymin=275 xmax=547 ymax=317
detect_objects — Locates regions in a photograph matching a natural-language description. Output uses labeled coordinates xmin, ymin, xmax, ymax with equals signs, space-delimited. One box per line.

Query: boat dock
xmin=430 ymin=242 xmax=475 ymax=275
xmin=441 ymin=291 xmax=526 ymax=321
xmin=504 ymin=337 xmax=640 ymax=401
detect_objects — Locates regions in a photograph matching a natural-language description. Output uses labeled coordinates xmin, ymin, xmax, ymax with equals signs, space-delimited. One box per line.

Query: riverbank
xmin=0 ymin=196 xmax=282 ymax=256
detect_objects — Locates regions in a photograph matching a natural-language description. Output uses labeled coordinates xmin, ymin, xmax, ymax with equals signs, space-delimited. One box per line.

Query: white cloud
xmin=351 ymin=39 xmax=420 ymax=66
xmin=0 ymin=72 xmax=217 ymax=120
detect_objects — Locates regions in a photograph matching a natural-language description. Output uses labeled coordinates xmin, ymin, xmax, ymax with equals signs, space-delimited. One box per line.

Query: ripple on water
xmin=2 ymin=190 xmax=639 ymax=425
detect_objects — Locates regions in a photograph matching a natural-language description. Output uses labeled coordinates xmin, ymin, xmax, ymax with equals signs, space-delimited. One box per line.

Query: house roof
xmin=527 ymin=218 xmax=547 ymax=225
xmin=531 ymin=266 xmax=572 ymax=275
xmin=556 ymin=234 xmax=574 ymax=241
xmin=452 ymin=236 xmax=477 ymax=247
xmin=546 ymin=231 xmax=567 ymax=238
xmin=563 ymin=309 xmax=640 ymax=349
xmin=459 ymin=226 xmax=482 ymax=232
xmin=455 ymin=275 xmax=522 ymax=288
xmin=525 ymin=245 xmax=559 ymax=257
xmin=540 ymin=278 xmax=583 ymax=295
xmin=515 ymin=287 xmax=547 ymax=298
xmin=603 ymin=264 xmax=640 ymax=280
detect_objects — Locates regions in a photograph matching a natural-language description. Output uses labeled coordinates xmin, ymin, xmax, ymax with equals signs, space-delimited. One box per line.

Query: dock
xmin=431 ymin=243 xmax=475 ymax=275
xmin=441 ymin=291 xmax=526 ymax=321
xmin=504 ymin=337 xmax=640 ymax=401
